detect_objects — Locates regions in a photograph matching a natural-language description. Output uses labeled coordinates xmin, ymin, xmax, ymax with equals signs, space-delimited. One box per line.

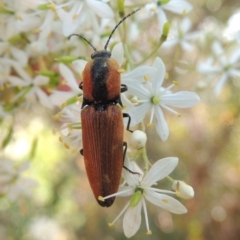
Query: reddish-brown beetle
xmin=69 ymin=9 xmax=140 ymax=207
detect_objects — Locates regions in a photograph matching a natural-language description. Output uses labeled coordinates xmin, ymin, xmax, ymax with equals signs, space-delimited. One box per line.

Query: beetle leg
xmin=123 ymin=142 xmax=141 ymax=176
xmin=121 ymin=84 xmax=128 ymax=93
xmin=80 ymin=149 xmax=83 ymax=155
xmin=79 ymin=82 xmax=83 ymax=90
xmin=123 ymin=113 xmax=133 ymax=133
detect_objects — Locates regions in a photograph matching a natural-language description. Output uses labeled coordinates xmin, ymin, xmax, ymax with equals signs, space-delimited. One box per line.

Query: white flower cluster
xmin=4 ymin=0 xmax=238 ymax=238
xmin=0 ymin=159 xmax=37 ymax=201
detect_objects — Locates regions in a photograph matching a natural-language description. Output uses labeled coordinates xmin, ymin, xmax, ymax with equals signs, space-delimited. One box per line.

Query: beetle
xmin=69 ymin=8 xmax=140 ymax=207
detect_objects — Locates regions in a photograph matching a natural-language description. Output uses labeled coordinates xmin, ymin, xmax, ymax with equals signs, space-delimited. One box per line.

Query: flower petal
xmin=154 ymin=106 xmax=169 ymax=141
xmin=214 ymin=73 xmax=228 ymax=95
xmin=33 ymin=75 xmax=49 ymax=86
xmin=10 ymin=46 xmax=28 ymax=67
xmin=197 ymin=60 xmax=221 ymax=74
xmin=72 ymin=59 xmax=87 ymax=75
xmin=128 ymin=102 xmax=151 ymax=126
xmin=86 ymin=0 xmax=114 ymax=18
xmin=212 ymin=41 xmax=223 ymax=56
xmin=50 ymin=91 xmax=76 ymax=107
xmin=111 ymin=42 xmax=124 ymax=66
xmin=156 ymin=7 xmax=167 ymax=33
xmin=229 ymin=69 xmax=240 ymax=77
xmin=35 ymin=88 xmax=53 ymax=109
xmin=127 ymin=82 xmax=151 ymax=99
xmin=180 ymin=41 xmax=194 ymax=52
xmin=57 ymin=2 xmax=83 ymax=37
xmin=123 ymin=199 xmax=143 ymax=238
xmin=152 ymin=57 xmax=165 ymax=93
xmin=122 ymin=66 xmax=157 ymax=83
xmin=181 ymin=18 xmax=192 ymax=33
xmin=162 ymin=0 xmax=193 ymax=14
xmin=144 ymin=190 xmax=187 ymax=214
xmin=161 ymin=91 xmax=200 ymax=108
xmin=142 ymin=157 xmax=178 ymax=186
xmin=59 ymin=63 xmax=79 ymax=91
xmin=230 ymin=48 xmax=240 ymax=64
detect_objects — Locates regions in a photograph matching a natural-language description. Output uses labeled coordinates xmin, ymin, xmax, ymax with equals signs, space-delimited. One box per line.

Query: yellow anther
xmin=146 ymin=231 xmax=152 ymax=235
xmin=131 ymin=98 xmax=138 ymax=103
xmin=61 ymin=79 xmax=67 ymax=85
xmin=52 ymin=112 xmax=61 ymax=120
xmin=117 ymin=68 xmax=125 ymax=73
xmin=173 ymin=81 xmax=179 ymax=86
xmin=150 ymin=7 xmax=157 ymax=12
xmin=98 ymin=196 xmax=105 ymax=202
xmin=72 ymin=149 xmax=79 ymax=154
xmin=61 ymin=102 xmax=67 ymax=109
xmin=182 ymin=9 xmax=187 ymax=16
xmin=59 ymin=136 xmax=63 ymax=142
xmin=165 ymin=72 xmax=169 ymax=79
xmin=76 ymin=96 xmax=82 ymax=102
xmin=64 ymin=143 xmax=70 ymax=149
xmin=147 ymin=123 xmax=153 ymax=127
xmin=68 ymin=124 xmax=73 ymax=131
xmin=162 ymin=199 xmax=169 ymax=204
xmin=144 ymin=75 xmax=149 ymax=81
xmin=72 ymin=13 xmax=78 ymax=19
xmin=32 ymin=28 xmax=42 ymax=33
xmin=17 ymin=85 xmax=22 ymax=90
xmin=47 ymin=4 xmax=56 ymax=12
xmin=16 ymin=15 xmax=23 ymax=21
xmin=108 ymin=223 xmax=114 ymax=227
xmin=178 ymin=113 xmax=182 ymax=117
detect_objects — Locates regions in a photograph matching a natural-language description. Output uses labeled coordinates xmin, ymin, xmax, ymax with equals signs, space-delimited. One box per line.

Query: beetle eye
xmin=91 ymin=53 xmax=94 ymax=59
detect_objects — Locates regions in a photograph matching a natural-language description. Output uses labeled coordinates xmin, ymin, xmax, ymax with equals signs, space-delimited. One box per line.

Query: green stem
xmin=166 ymin=176 xmax=174 ymax=183
xmin=135 ymin=37 xmax=165 ymax=67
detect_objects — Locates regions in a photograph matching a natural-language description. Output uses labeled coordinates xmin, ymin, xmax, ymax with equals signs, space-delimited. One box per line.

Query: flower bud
xmin=161 ymin=22 xmax=170 ymax=41
xmin=117 ymin=0 xmax=125 ymax=17
xmin=55 ymin=56 xmax=79 ymax=63
xmin=129 ymin=130 xmax=147 ymax=149
xmin=172 ymin=180 xmax=194 ymax=199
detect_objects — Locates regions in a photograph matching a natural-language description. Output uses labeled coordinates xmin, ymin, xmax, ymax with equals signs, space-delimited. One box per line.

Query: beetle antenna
xmin=68 ymin=34 xmax=97 ymax=51
xmin=104 ymin=8 xmax=141 ymax=50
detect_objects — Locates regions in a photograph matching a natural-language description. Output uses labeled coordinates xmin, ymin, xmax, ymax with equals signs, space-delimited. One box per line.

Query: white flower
xmin=56 ymin=0 xmax=114 ymax=36
xmin=0 ymin=58 xmax=33 ymax=89
xmin=8 ymin=68 xmax=53 ymax=109
xmin=0 ymin=160 xmax=38 ymax=201
xmin=0 ymin=42 xmax=28 ymax=67
xmin=101 ymin=157 xmax=187 ymax=238
xmin=198 ymin=41 xmax=240 ymax=95
xmin=126 ymin=57 xmax=200 ymax=141
xmin=27 ymin=217 xmax=69 ymax=240
xmin=163 ymin=18 xmax=202 ymax=51
xmin=50 ymin=62 xmax=85 ymax=107
xmin=54 ymin=104 xmax=82 ymax=153
xmin=146 ymin=0 xmax=193 ymax=32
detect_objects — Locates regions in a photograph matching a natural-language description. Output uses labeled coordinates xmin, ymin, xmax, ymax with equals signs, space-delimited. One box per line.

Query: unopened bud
xmin=172 ymin=180 xmax=194 ymax=199
xmin=161 ymin=22 xmax=170 ymax=41
xmin=55 ymin=56 xmax=79 ymax=63
xmin=129 ymin=130 xmax=147 ymax=149
xmin=117 ymin=0 xmax=125 ymax=17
